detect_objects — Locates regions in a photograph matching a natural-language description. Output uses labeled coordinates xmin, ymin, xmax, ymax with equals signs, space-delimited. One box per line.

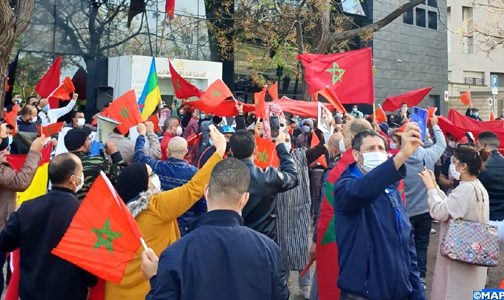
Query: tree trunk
xmin=310 ymin=0 xmax=331 ymax=54
xmin=0 ymin=0 xmax=35 ymax=117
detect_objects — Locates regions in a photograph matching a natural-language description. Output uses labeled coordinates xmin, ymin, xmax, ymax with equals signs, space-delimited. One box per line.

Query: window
xmin=428 ymin=11 xmax=437 ymax=29
xmin=428 ymin=0 xmax=437 ymax=7
xmin=416 ymin=8 xmax=426 ymax=27
xmin=463 ymin=71 xmax=484 ymax=85
xmin=403 ymin=8 xmax=414 ymax=25
xmin=464 ymin=36 xmax=474 ymax=54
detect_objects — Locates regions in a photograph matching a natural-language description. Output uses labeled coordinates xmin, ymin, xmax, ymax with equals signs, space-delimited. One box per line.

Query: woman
xmin=418 ymin=144 xmax=490 ymax=300
xmin=104 ymin=127 xmax=226 ymax=299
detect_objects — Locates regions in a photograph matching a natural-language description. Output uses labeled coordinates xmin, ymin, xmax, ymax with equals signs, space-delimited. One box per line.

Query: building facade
xmin=447 ymin=0 xmax=504 ymax=120
xmin=371 ymin=0 xmax=449 ymax=114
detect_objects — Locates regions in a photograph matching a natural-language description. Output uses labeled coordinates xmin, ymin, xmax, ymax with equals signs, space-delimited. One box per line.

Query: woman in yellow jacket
xmin=104 ymin=126 xmax=226 ymax=299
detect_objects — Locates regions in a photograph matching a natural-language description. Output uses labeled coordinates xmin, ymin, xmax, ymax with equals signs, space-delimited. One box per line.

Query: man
xmin=108 ymin=121 xmax=161 ymax=165
xmin=435 ymin=133 xmax=458 ymax=193
xmin=64 ymin=127 xmax=126 ymax=200
xmin=229 ymin=129 xmax=298 ymax=241
xmin=401 ymin=115 xmax=446 ymax=287
xmin=333 ymin=125 xmax=425 ymax=300
xmin=17 ymin=105 xmax=38 ymax=133
xmin=161 ymin=116 xmax=182 ymax=160
xmin=26 ymin=96 xmax=38 ymax=107
xmin=349 ymin=105 xmax=364 ymax=119
xmin=197 ymin=125 xmax=235 ymax=168
xmin=288 ymin=117 xmax=302 ymax=147
xmin=478 ymin=131 xmax=504 ymax=221
xmin=391 ymin=103 xmax=410 ymax=128
xmin=0 ymin=153 xmax=97 ymax=299
xmin=134 ymin=125 xmax=206 ymax=236
xmin=37 ymin=94 xmax=78 ymax=126
xmin=141 ymin=158 xmax=289 ymax=300
xmin=0 ymin=124 xmax=45 ymax=293
xmin=466 ymin=106 xmax=482 ymax=121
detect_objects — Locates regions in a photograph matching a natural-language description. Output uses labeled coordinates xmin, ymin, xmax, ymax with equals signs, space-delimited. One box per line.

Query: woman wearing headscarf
xmin=104 ymin=126 xmax=227 ymax=300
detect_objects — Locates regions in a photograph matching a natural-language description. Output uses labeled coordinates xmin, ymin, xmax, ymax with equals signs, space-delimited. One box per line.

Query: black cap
xmin=64 ymin=127 xmax=92 ymax=151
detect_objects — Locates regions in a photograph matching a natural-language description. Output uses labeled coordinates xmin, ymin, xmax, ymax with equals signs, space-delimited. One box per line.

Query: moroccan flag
xmin=169 ymin=61 xmax=202 ymax=99
xmin=374 ymin=105 xmax=387 ymax=124
xmin=52 ymin=172 xmax=142 ymax=283
xmin=490 ymin=111 xmax=495 ymax=121
xmin=267 ymin=82 xmax=279 ymax=101
xmin=201 ymin=79 xmax=233 ymax=107
xmin=318 ymin=87 xmax=346 ymax=114
xmin=381 ymin=87 xmax=433 ymax=112
xmin=427 ymin=107 xmax=437 ymax=126
xmin=297 ymin=48 xmax=374 ymax=104
xmin=147 ymin=114 xmax=162 ymax=133
xmin=460 ymin=91 xmax=472 ymax=106
xmin=48 ymin=77 xmax=75 ymax=103
xmin=41 ymin=122 xmax=64 ymax=137
xmin=311 ymin=133 xmax=327 ymax=168
xmin=254 ymin=86 xmax=267 ymax=120
xmin=316 ymin=148 xmax=355 ymax=300
xmin=138 ymin=58 xmax=161 ymax=121
xmin=5 ymin=104 xmax=19 ymax=135
xmin=312 ymin=92 xmax=318 ymax=102
xmin=185 ymin=99 xmax=254 ymax=117
xmin=254 ymin=137 xmax=279 ymax=169
xmin=36 ymin=56 xmax=62 ymax=109
xmin=107 ymin=90 xmax=143 ymax=135
xmin=166 ymin=0 xmax=175 ymax=19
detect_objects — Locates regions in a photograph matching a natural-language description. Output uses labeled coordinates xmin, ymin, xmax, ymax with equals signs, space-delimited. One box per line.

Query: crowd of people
xmin=0 ymin=94 xmax=503 ymax=300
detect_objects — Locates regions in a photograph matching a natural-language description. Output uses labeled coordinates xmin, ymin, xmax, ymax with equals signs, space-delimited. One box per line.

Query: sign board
xmin=491 ymin=75 xmax=499 ymax=95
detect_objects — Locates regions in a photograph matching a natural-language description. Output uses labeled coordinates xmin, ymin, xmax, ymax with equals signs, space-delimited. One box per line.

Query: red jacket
xmin=161 ymin=132 xmax=174 ymax=160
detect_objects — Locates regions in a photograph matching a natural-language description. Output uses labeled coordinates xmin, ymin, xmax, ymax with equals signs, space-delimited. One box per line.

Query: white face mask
xmin=449 ymin=163 xmax=461 ymax=180
xmin=284 ymin=142 xmax=292 ymax=153
xmin=361 ymin=151 xmax=388 ymax=172
xmin=448 ymin=141 xmax=457 ymax=149
xmin=390 ymin=142 xmax=397 ymax=150
xmin=77 ymin=118 xmax=85 ymax=127
xmin=75 ymin=172 xmax=84 ymax=193
xmin=176 ymin=126 xmax=183 ymax=136
xmin=339 ymin=139 xmax=346 ymax=153
xmin=401 ymin=107 xmax=408 ymax=113
xmin=150 ymin=174 xmax=161 ymax=192
xmin=31 ymin=116 xmax=38 ymax=123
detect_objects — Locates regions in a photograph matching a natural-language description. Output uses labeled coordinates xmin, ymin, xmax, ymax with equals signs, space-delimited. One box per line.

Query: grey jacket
xmin=108 ymin=132 xmax=161 ymax=165
xmin=405 ymin=125 xmax=446 ymax=217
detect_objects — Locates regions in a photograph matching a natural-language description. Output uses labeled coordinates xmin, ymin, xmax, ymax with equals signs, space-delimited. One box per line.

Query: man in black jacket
xmin=478 ymin=131 xmax=504 ymax=221
xmin=229 ymin=129 xmax=298 ymax=242
xmin=0 ymin=153 xmax=97 ymax=299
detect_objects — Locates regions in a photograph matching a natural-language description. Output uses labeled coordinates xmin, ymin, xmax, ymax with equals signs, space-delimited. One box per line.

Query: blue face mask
xmin=303 ymin=125 xmax=311 ymax=133
xmin=473 ymin=112 xmax=479 ymax=118
xmin=42 ymin=105 xmax=49 ymax=113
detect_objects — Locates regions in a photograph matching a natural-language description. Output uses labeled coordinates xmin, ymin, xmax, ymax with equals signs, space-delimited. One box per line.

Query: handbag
xmin=439 ymin=183 xmax=500 ymax=267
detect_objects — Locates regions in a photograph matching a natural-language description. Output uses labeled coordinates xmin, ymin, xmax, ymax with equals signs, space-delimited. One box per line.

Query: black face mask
xmin=0 ymin=137 xmax=9 ymax=151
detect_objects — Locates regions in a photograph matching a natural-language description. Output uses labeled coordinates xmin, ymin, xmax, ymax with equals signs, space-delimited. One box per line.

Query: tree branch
xmin=100 ymin=13 xmax=145 ymax=51
xmin=331 ymin=0 xmax=424 ymax=42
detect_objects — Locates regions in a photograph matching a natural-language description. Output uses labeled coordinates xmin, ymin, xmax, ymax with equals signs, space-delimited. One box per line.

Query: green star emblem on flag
xmin=119 ymin=107 xmax=130 ymax=119
xmin=212 ymin=90 xmax=221 ymax=98
xmin=174 ymin=79 xmax=182 ymax=91
xmin=91 ymin=219 xmax=122 ymax=253
xmin=326 ymin=62 xmax=345 ymax=85
xmin=258 ymin=149 xmax=268 ymax=163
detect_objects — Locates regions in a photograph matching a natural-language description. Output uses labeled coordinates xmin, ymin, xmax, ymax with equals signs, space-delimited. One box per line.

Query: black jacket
xmin=479 ymin=150 xmax=504 ymax=221
xmin=241 ymin=143 xmax=298 ymax=241
xmin=0 ymin=188 xmax=97 ymax=300
xmin=147 ymin=210 xmax=289 ymax=300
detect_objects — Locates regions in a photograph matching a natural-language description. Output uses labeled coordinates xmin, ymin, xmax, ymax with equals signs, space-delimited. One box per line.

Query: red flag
xmin=201 ymin=79 xmax=233 ymax=107
xmin=169 ymin=61 xmax=202 ymax=99
xmin=166 ymin=0 xmax=175 ymax=19
xmin=426 ymin=107 xmax=437 ymax=126
xmin=490 ymin=111 xmax=495 ymax=121
xmin=374 ymin=105 xmax=387 ymax=123
xmin=272 ymin=97 xmax=333 ymax=118
xmin=396 ymin=121 xmax=409 ymax=133
xmin=185 ymin=99 xmax=254 ymax=117
xmin=500 ymin=278 xmax=504 ymax=289
xmin=5 ymin=104 xmax=19 ymax=135
xmin=318 ymin=87 xmax=347 ymax=114
xmin=381 ymin=87 xmax=433 ymax=112
xmin=267 ymin=82 xmax=279 ymax=101
xmin=297 ymin=48 xmax=374 ymax=104
xmin=107 ymin=90 xmax=143 ymax=135
xmin=312 ymin=92 xmax=318 ymax=102
xmin=147 ymin=114 xmax=162 ymax=133
xmin=311 ymin=133 xmax=327 ymax=168
xmin=5 ymin=250 xmax=20 ymax=300
xmin=254 ymin=86 xmax=267 ymax=120
xmin=52 ymin=172 xmax=142 ymax=283
xmin=7 ymin=144 xmax=52 ymax=171
xmin=48 ymin=77 xmax=75 ymax=102
xmin=254 ymin=137 xmax=279 ymax=169
xmin=41 ymin=122 xmax=64 ymax=137
xmin=460 ymin=91 xmax=472 ymax=106
xmin=36 ymin=56 xmax=61 ymax=98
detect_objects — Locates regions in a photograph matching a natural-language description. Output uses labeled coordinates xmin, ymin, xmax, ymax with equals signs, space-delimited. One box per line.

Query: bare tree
xmin=0 ymin=0 xmax=35 ymax=115
xmin=469 ymin=0 xmax=504 ymax=51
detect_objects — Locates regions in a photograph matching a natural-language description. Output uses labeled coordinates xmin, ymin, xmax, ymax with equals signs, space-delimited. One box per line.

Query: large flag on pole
xmin=254 ymin=86 xmax=267 ymax=120
xmin=36 ymin=56 xmax=62 ymax=108
xmin=169 ymin=61 xmax=202 ymax=99
xmin=297 ymin=48 xmax=374 ymax=104
xmin=52 ymin=172 xmax=142 ymax=283
xmin=138 ymin=58 xmax=162 ymax=121
xmin=381 ymin=87 xmax=432 ymax=112
xmin=107 ymin=90 xmax=143 ymax=135
xmin=48 ymin=77 xmax=75 ymax=103
xmin=201 ymin=79 xmax=233 ymax=107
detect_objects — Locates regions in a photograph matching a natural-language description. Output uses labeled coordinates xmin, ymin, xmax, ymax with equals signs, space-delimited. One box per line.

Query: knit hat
xmin=116 ymin=163 xmax=149 ymax=204
xmin=64 ymin=127 xmax=92 ymax=151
